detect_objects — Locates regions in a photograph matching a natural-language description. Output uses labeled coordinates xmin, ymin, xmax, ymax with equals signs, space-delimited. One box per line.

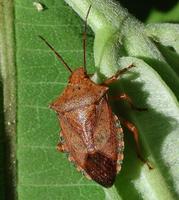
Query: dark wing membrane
xmin=84 ymin=151 xmax=116 ymax=187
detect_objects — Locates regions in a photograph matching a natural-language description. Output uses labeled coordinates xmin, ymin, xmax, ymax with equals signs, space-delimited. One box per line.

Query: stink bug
xmin=39 ymin=6 xmax=152 ymax=188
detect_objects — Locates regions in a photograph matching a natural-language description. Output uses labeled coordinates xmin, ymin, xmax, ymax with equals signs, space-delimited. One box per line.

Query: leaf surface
xmin=15 ymin=1 xmax=104 ymax=200
xmin=0 ymin=0 xmax=179 ymax=199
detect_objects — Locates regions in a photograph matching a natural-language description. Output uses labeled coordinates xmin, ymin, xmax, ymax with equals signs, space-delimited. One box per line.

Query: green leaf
xmin=14 ymin=0 xmax=105 ymax=200
xmin=146 ymin=24 xmax=179 ymax=54
xmin=146 ymin=3 xmax=179 ymax=23
xmin=1 ymin=0 xmax=179 ymax=199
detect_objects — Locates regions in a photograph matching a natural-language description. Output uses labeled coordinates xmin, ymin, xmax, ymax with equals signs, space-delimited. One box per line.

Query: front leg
xmin=104 ymin=64 xmax=135 ymax=85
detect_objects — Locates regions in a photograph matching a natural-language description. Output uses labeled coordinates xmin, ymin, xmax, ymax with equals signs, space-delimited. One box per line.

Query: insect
xmin=39 ymin=6 xmax=152 ymax=188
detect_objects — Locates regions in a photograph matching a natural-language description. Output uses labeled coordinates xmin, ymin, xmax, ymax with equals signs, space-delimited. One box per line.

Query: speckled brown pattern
xmin=50 ymin=68 xmax=124 ymax=187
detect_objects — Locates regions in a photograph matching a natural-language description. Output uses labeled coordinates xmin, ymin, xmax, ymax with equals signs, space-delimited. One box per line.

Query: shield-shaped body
xmin=50 ymin=67 xmax=124 ymax=187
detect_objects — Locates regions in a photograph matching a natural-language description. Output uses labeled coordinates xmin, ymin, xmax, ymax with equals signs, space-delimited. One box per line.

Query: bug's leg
xmin=112 ymin=93 xmax=147 ymax=111
xmin=104 ymin=64 xmax=135 ymax=85
xmin=56 ymin=142 xmax=65 ymax=152
xmin=56 ymin=132 xmax=67 ymax=152
xmin=121 ymin=119 xmax=153 ymax=169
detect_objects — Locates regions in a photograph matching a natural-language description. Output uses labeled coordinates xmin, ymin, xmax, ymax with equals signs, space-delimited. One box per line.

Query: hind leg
xmin=120 ymin=119 xmax=153 ymax=169
xmin=112 ymin=93 xmax=147 ymax=111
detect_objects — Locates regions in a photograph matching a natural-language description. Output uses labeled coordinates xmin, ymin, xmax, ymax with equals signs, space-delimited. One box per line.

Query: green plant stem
xmin=0 ymin=0 xmax=16 ymax=199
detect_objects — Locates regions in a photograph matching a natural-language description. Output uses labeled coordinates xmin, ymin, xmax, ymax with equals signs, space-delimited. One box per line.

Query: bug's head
xmin=69 ymin=67 xmax=88 ymax=84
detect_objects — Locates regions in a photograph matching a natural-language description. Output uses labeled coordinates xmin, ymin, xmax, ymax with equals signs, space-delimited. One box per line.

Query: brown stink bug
xmin=39 ymin=6 xmax=152 ymax=188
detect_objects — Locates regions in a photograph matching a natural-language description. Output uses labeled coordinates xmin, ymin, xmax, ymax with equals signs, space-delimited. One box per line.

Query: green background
xmin=0 ymin=0 xmax=179 ymax=199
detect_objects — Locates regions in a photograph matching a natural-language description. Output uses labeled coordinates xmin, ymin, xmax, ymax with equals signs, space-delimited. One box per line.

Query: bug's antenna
xmin=83 ymin=5 xmax=92 ymax=72
xmin=39 ymin=35 xmax=73 ymax=73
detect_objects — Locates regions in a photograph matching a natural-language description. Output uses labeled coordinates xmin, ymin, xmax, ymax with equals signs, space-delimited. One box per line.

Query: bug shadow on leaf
xmin=107 ymin=71 xmax=178 ymax=199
